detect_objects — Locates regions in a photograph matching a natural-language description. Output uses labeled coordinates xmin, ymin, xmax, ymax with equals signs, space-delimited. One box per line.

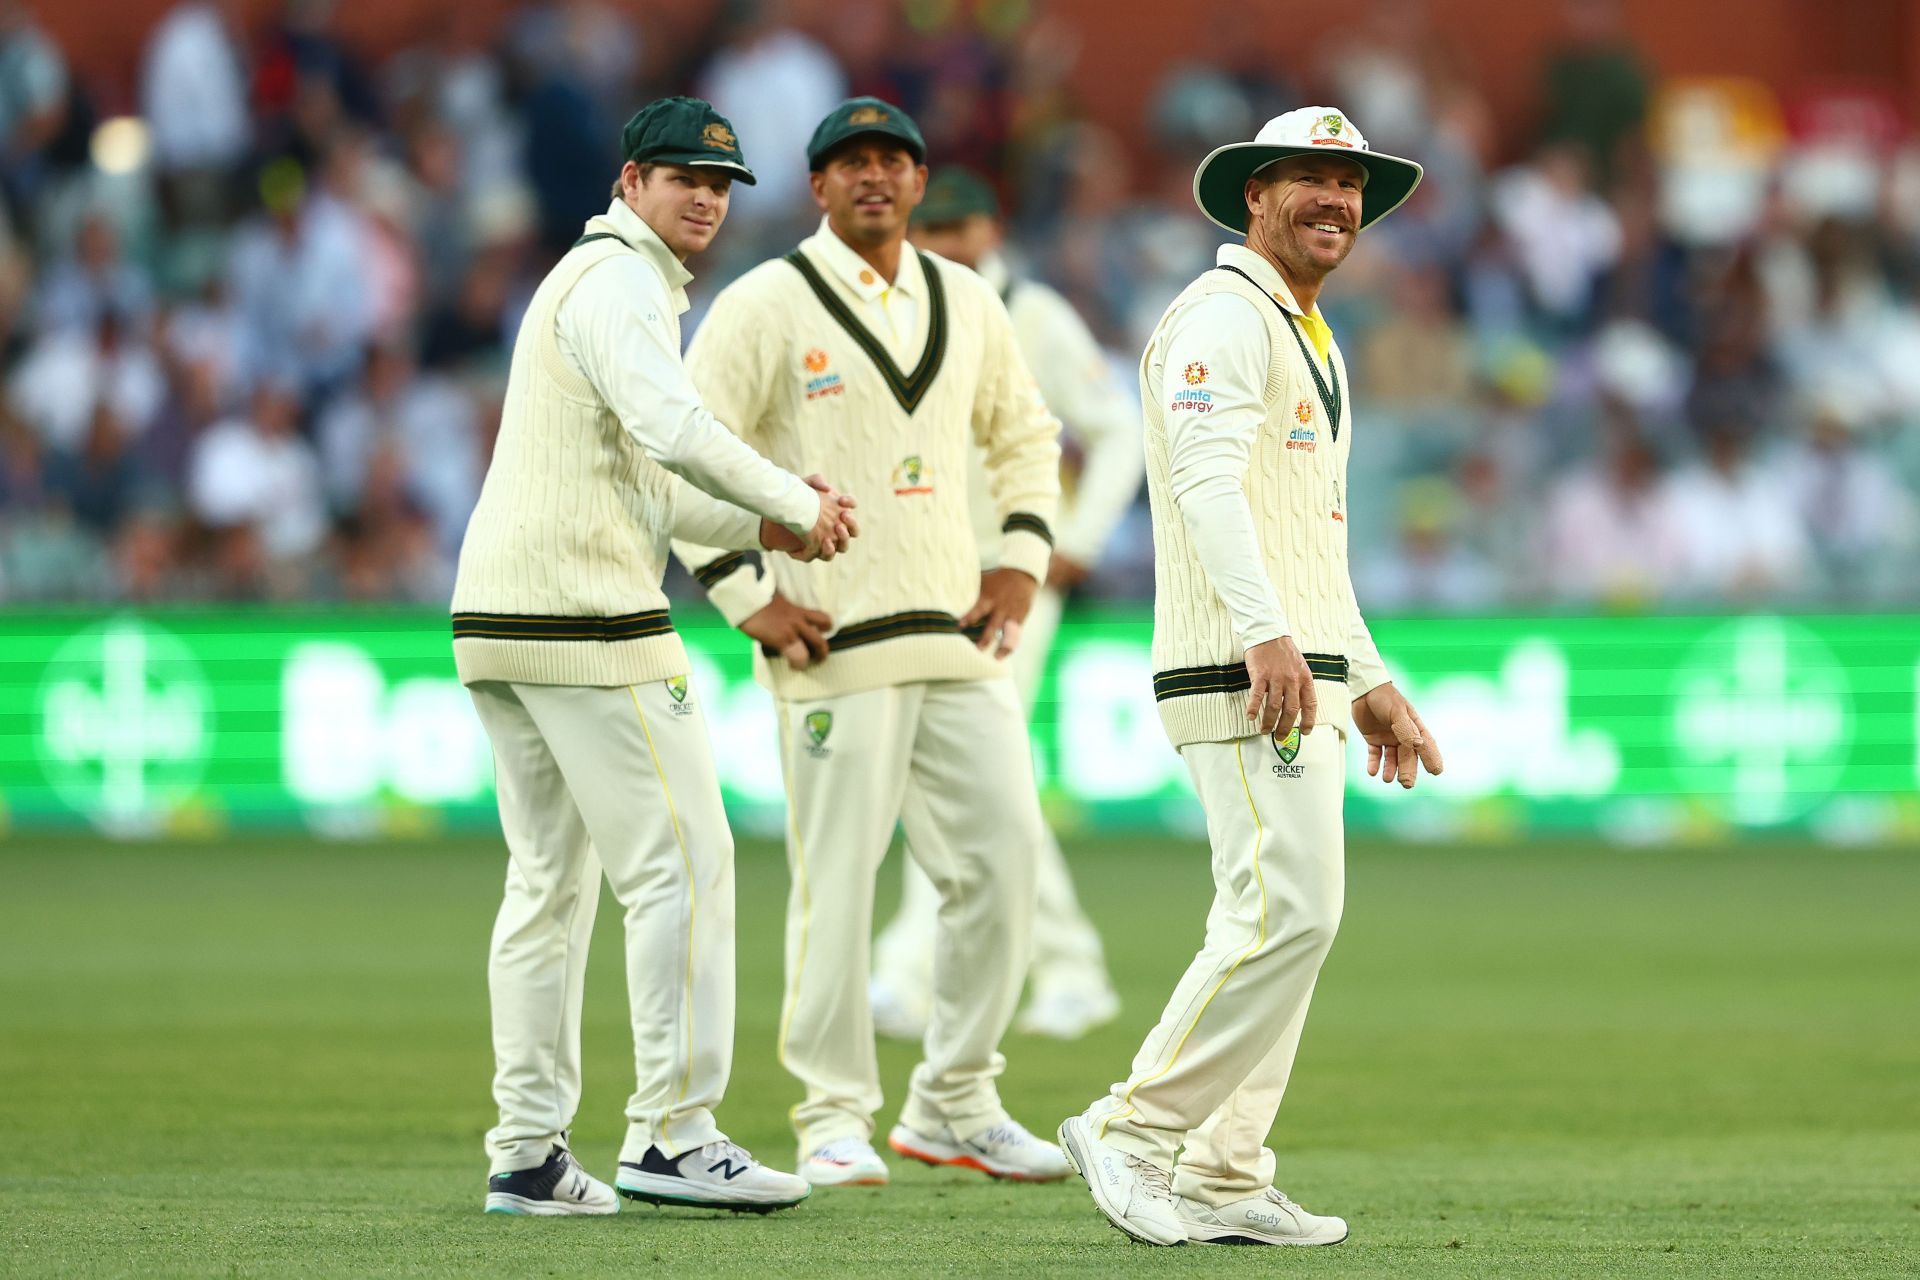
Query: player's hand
xmin=1244 ymin=636 xmax=1316 ymax=740
xmin=783 ymin=474 xmax=858 ymax=562
xmin=1045 ymin=552 xmax=1090 ymax=591
xmin=740 ymin=593 xmax=833 ymax=669
xmin=1352 ymin=682 xmax=1443 ymax=789
xmin=961 ymin=567 xmax=1037 ymax=657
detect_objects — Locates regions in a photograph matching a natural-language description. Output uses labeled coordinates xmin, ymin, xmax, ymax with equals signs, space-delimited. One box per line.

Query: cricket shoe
xmin=1176 ymin=1187 xmax=1349 ymax=1246
xmin=484 ymin=1146 xmax=619 ymax=1216
xmin=1056 ymin=1114 xmax=1184 ymax=1246
xmin=798 ymin=1138 xmax=890 ymax=1187
xmin=1015 ymin=978 xmax=1121 ymax=1040
xmin=888 ymin=1117 xmax=1073 ymax=1182
xmin=869 ymin=975 xmax=930 ymax=1042
xmin=615 ymin=1140 xmax=810 ymax=1212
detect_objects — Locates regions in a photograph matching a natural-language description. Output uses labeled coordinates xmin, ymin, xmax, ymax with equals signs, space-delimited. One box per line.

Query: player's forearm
xmin=1174 ymin=474 xmax=1289 ymax=650
xmin=670 ymin=536 xmax=778 ymax=626
xmin=644 ymin=403 xmax=817 ymax=532
xmin=669 ymin=482 xmax=762 ymax=551
xmin=1345 ymin=579 xmax=1392 ymax=696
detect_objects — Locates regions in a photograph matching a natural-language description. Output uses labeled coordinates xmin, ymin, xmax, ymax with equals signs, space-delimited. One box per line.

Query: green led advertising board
xmin=1 ymin=609 xmax=1915 ymax=841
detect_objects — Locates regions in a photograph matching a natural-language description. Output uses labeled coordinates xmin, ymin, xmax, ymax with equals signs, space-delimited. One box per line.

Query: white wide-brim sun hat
xmin=1192 ymin=106 xmax=1424 ymax=234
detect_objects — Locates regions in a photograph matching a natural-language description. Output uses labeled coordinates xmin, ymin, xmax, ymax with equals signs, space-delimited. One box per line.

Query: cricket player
xmin=672 ymin=98 xmax=1069 ymax=1187
xmin=869 ymin=167 xmax=1143 ymax=1042
xmin=1055 ymin=107 xmax=1445 ymax=1247
xmin=452 ymin=97 xmax=859 ymax=1217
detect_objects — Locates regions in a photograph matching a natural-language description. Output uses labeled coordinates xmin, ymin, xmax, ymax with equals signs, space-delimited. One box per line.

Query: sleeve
xmin=1344 ymin=576 xmax=1392 ymax=696
xmin=970 ymin=276 xmax=1062 ymax=582
xmin=1024 ymin=289 xmax=1143 ymax=566
xmin=559 ymin=258 xmax=817 ymax=532
xmin=666 ymin=275 xmax=789 ymax=626
xmin=1162 ymin=292 xmax=1290 ymax=650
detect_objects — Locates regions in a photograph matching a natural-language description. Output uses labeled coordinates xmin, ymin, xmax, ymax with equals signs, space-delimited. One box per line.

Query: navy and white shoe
xmin=616 ymin=1140 xmax=811 ymax=1212
xmin=484 ymin=1146 xmax=619 ymax=1216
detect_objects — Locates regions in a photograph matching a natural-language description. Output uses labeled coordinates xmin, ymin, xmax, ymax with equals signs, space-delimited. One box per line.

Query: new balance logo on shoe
xmin=709 ymin=1158 xmax=747 ymax=1180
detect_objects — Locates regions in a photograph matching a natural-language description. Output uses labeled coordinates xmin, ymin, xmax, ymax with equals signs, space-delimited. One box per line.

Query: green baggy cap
xmin=806 ymin=97 xmax=926 ymax=170
xmin=621 ymin=96 xmax=756 ymax=185
xmin=913 ymin=166 xmax=1001 ymax=225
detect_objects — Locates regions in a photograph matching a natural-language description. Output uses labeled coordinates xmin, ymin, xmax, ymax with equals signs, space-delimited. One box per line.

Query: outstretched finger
xmin=1268 ymin=687 xmax=1295 ymax=740
xmin=1299 ymin=683 xmax=1319 ymax=735
xmin=1245 ymin=674 xmax=1270 ymax=725
xmin=1411 ymin=710 xmax=1444 ymax=776
xmin=1367 ymin=741 xmax=1384 ymax=777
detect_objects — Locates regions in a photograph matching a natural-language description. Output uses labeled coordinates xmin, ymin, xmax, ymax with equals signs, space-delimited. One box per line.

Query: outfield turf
xmin=1 ymin=835 xmax=1916 ymax=1279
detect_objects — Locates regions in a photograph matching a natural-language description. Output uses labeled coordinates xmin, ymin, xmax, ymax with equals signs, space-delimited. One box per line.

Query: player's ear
xmin=808 ymin=170 xmax=830 ymax=211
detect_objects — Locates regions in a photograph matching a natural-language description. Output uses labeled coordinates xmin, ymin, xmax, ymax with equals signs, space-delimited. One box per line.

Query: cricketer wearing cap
xmin=869 ymin=166 xmax=1144 ymax=1043
xmin=671 ymin=98 xmax=1070 ymax=1188
xmin=453 ymin=96 xmax=858 ymax=1217
xmin=1056 ymin=107 xmax=1446 ymax=1248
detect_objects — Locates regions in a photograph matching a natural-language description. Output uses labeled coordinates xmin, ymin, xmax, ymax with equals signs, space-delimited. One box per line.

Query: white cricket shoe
xmin=484 ymin=1146 xmax=619 ymax=1216
xmin=1177 ymin=1187 xmax=1349 ymax=1245
xmin=1015 ymin=978 xmax=1120 ymax=1039
xmin=869 ymin=975 xmax=929 ymax=1042
xmin=888 ymin=1117 xmax=1072 ymax=1182
xmin=614 ymin=1140 xmax=810 ymax=1212
xmin=798 ymin=1138 xmax=890 ymax=1187
xmin=1056 ymin=1114 xmax=1185 ymax=1246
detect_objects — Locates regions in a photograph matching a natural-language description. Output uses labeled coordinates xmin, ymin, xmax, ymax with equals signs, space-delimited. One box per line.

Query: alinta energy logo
xmin=37 ymin=616 xmax=212 ymax=830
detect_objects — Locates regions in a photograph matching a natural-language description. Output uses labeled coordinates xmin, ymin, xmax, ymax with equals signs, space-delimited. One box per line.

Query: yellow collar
xmin=1216 ymin=244 xmax=1332 ymax=360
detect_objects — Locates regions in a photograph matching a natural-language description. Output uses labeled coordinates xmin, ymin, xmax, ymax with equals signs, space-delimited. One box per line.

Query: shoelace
xmin=809 ymin=1140 xmax=867 ymax=1164
xmin=973 ymin=1121 xmax=1032 ymax=1150
xmin=1129 ymin=1156 xmax=1176 ymax=1201
xmin=701 ymin=1139 xmax=757 ymax=1169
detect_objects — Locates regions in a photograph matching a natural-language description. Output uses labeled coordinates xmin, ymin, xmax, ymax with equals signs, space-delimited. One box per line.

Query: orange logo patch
xmin=701 ymin=122 xmax=738 ymax=151
xmin=1184 ymin=362 xmax=1209 ymax=386
xmin=849 ymin=106 xmax=889 ymax=125
xmin=804 ymin=348 xmax=830 ymax=373
xmin=1294 ymin=399 xmax=1313 ymax=424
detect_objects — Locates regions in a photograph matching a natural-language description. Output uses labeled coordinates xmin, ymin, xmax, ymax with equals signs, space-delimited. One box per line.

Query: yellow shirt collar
xmin=1215 ymin=244 xmax=1333 ymax=360
xmin=801 ymin=217 xmax=923 ymax=303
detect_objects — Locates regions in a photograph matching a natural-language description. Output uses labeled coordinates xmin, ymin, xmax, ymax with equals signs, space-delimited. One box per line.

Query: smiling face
xmin=811 ymin=138 xmax=927 ymax=249
xmin=1244 ymin=153 xmax=1367 ymax=289
xmin=623 ymin=162 xmax=733 ymax=260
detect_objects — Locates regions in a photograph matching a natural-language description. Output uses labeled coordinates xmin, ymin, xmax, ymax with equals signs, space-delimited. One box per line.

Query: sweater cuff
xmin=997 ymin=525 xmax=1053 ymax=583
xmin=699 ymin=554 xmax=778 ymax=627
xmin=1346 ymin=649 xmax=1392 ymax=698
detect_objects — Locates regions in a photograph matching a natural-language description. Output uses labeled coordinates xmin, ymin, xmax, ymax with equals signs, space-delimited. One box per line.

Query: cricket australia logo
xmin=664 ymin=673 xmax=693 ymax=716
xmin=1271 ymin=726 xmax=1304 ymax=778
xmin=1310 ymin=112 xmax=1355 ymax=148
xmin=803 ymin=710 xmax=833 ymax=758
xmin=892 ymin=455 xmax=933 ymax=495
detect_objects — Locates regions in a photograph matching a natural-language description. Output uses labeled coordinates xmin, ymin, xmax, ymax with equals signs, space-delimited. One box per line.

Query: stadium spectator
xmin=186 ymin=378 xmax=328 ymax=573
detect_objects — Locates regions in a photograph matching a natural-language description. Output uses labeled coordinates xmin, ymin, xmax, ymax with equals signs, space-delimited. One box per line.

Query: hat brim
xmin=1192 ymin=143 xmax=1422 ymax=234
xmin=639 ymin=152 xmax=757 ymax=185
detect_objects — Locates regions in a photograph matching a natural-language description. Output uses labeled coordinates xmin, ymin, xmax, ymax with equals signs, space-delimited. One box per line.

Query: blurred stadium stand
xmin=3 ymin=0 xmax=1920 ymax=610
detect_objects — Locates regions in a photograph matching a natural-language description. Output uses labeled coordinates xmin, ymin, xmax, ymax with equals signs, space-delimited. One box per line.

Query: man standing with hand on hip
xmin=672 ymin=98 xmax=1069 ymax=1189
xmin=1057 ymin=107 xmax=1444 ymax=1248
xmin=454 ymin=97 xmax=857 ymax=1217
xmin=870 ymin=166 xmax=1144 ymax=1042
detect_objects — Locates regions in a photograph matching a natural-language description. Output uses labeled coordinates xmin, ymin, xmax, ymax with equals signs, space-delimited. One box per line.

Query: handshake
xmin=759 ymin=474 xmax=860 ymax=562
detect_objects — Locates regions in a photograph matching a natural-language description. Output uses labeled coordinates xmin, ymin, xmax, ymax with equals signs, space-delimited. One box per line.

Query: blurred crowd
xmin=3 ymin=0 xmax=1919 ymax=610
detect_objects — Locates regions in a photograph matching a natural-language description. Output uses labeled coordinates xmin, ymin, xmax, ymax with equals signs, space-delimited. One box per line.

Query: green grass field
xmin=1 ymin=834 xmax=1916 ymax=1278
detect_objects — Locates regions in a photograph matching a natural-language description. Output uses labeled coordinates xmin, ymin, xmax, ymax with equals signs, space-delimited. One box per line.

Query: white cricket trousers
xmin=1084 ymin=724 xmax=1346 ymax=1207
xmin=873 ymin=588 xmax=1108 ymax=992
xmin=469 ymin=678 xmax=736 ymax=1175
xmin=776 ymin=675 xmax=1043 ymax=1154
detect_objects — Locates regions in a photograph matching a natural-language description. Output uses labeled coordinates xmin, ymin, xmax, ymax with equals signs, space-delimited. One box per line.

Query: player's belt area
xmin=451 ymin=610 xmax=675 ymax=641
xmin=1152 ymin=655 xmax=1348 ymax=701
xmin=757 ymin=609 xmax=984 ymax=658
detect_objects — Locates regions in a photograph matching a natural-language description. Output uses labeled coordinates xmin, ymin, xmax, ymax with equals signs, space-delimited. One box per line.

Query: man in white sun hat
xmin=1055 ymin=106 xmax=1445 ymax=1248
